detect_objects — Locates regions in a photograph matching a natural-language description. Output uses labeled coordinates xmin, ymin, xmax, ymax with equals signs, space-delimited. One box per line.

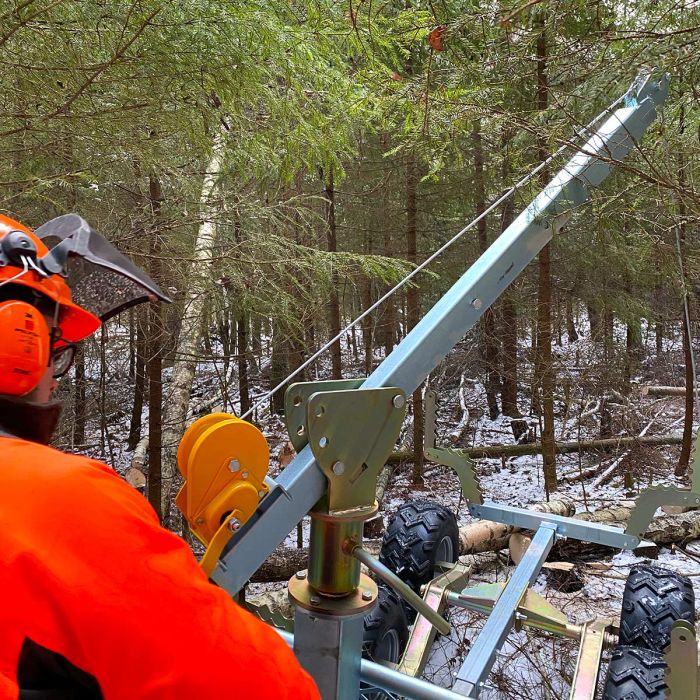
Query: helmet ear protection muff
xmin=0 ymin=301 xmax=50 ymax=397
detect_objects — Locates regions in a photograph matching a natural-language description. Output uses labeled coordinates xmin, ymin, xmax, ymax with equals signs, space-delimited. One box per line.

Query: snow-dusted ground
xmin=63 ymin=312 xmax=700 ymax=698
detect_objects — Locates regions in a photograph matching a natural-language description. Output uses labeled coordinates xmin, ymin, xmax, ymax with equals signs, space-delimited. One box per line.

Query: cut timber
xmin=459 ymin=498 xmax=574 ymax=555
xmin=125 ymin=436 xmax=148 ymax=490
xmin=505 ymin=504 xmax=700 ymax=561
xmin=387 ymin=433 xmax=682 ymax=462
xmin=641 ymin=386 xmax=687 ymax=397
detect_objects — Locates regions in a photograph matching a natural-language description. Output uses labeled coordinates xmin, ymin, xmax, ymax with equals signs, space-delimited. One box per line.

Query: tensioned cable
xmin=240 ymin=90 xmax=629 ymax=422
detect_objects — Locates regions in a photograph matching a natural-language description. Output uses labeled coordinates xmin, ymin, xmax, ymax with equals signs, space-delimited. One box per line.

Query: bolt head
xmin=309 ymin=596 xmax=321 ymax=605
xmin=241 ymin=471 xmax=249 ymax=479
xmin=332 ymin=461 xmax=345 ymax=476
xmin=471 ymin=297 xmax=483 ymax=310
xmin=258 ymin=490 xmax=266 ymax=498
xmin=296 ymin=570 xmax=307 ymax=580
xmin=361 ymin=590 xmax=373 ymax=601
xmin=228 ymin=518 xmax=241 ymax=532
xmin=228 ymin=459 xmax=240 ymax=472
xmin=392 ymin=394 xmax=405 ymax=409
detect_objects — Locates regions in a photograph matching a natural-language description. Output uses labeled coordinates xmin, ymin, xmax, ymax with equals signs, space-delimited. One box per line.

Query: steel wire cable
xmin=240 ymin=91 xmax=629 ymax=422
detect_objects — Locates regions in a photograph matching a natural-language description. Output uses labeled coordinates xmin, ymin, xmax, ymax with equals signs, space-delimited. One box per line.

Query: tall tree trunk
xmin=406 ymin=151 xmax=424 ymax=484
xmin=237 ymin=314 xmax=251 ymax=415
xmin=381 ymin=135 xmax=396 ymax=354
xmin=147 ymin=173 xmax=164 ymax=521
xmin=565 ymin=294 xmax=578 ymax=343
xmin=324 ymin=166 xmax=342 ymax=379
xmin=270 ymin=320 xmax=288 ymax=415
xmin=472 ymin=121 xmax=500 ymax=419
xmin=160 ymin=133 xmax=226 ymax=526
xmin=127 ymin=312 xmax=147 ymax=451
xmin=677 ymin=100 xmax=693 ymax=475
xmin=499 ymin=127 xmax=520 ymax=418
xmin=72 ymin=345 xmax=87 ymax=446
xmin=534 ymin=18 xmax=557 ymax=495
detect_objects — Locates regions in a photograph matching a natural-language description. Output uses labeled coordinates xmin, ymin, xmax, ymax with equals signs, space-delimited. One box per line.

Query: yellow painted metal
xmin=665 ymin=620 xmax=698 ymax=698
xmin=398 ymin=564 xmax=472 ymax=678
xmin=455 ymin=583 xmax=581 ymax=639
xmin=175 ymin=413 xmax=270 ymax=573
xmin=568 ymin=618 xmax=613 ymax=700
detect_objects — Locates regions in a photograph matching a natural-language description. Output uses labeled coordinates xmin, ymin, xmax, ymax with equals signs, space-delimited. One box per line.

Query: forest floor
xmin=254 ymin=321 xmax=700 ymax=699
xmin=90 ymin=314 xmax=700 ymax=699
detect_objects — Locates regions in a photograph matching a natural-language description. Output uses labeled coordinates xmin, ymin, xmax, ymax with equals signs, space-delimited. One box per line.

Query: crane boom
xmin=212 ymin=73 xmax=669 ymax=596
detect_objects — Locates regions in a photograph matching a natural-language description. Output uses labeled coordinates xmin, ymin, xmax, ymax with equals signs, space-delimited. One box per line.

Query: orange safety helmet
xmin=0 ymin=213 xmax=169 ymax=396
xmin=0 ymin=215 xmax=101 ymax=343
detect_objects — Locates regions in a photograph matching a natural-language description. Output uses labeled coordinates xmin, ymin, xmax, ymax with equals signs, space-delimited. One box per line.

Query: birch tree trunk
xmin=160 ymin=133 xmax=226 ymax=526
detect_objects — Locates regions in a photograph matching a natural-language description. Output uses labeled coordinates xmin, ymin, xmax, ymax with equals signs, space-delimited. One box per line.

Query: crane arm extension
xmin=212 ymin=73 xmax=669 ymax=595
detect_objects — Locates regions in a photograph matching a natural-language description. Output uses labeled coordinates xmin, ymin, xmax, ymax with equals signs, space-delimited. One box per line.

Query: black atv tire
xmin=602 ymin=646 xmax=668 ymax=699
xmin=362 ymin=584 xmax=409 ymax=663
xmin=618 ymin=564 xmax=695 ymax=651
xmin=379 ymin=500 xmax=459 ymax=593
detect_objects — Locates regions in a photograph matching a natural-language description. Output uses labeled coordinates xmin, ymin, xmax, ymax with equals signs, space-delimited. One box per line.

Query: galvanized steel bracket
xmin=665 ymin=620 xmax=698 ymax=698
xmin=285 ymin=381 xmax=406 ymax=513
xmin=285 ymin=379 xmax=364 ymax=453
xmin=625 ymin=486 xmax=700 ymax=537
xmin=398 ymin=563 xmax=472 ymax=678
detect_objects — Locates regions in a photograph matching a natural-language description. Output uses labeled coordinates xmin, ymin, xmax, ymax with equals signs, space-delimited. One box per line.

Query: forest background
xmin=2 ymin=0 xmax=700 ymax=530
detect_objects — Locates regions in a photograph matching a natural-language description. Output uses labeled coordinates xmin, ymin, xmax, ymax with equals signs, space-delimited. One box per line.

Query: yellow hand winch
xmin=176 ymin=412 xmax=270 ymax=576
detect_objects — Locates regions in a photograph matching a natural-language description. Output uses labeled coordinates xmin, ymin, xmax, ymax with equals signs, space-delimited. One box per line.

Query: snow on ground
xmin=64 ymin=311 xmax=700 ymax=698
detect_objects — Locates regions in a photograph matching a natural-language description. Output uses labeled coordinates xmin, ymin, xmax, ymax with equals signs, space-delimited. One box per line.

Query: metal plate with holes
xmin=626 ymin=486 xmax=700 ymax=537
xmin=569 ymin=619 xmax=613 ymax=700
xmin=305 ymin=387 xmax=406 ymax=513
xmin=398 ymin=564 xmax=471 ymax=678
xmin=288 ymin=572 xmax=377 ymax=615
xmin=285 ymin=379 xmax=365 ymax=453
xmin=665 ymin=620 xmax=698 ymax=699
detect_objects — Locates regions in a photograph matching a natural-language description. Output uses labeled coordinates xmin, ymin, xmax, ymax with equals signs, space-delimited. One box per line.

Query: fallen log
xmin=641 ymin=386 xmax=687 ymax=397
xmin=512 ymin=505 xmax=700 ymax=561
xmin=387 ymin=433 xmax=682 ymax=462
xmin=458 ymin=498 xmax=575 ymax=555
xmin=251 ymin=540 xmax=381 ymax=583
xmin=251 ymin=500 xmax=574 ymax=582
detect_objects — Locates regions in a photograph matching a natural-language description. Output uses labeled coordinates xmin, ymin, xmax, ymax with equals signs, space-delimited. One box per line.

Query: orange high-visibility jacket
xmin=0 ymin=436 xmax=320 ymax=699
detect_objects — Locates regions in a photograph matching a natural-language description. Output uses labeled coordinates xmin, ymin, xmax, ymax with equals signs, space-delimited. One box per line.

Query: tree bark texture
xmin=380 ymin=133 xmax=396 ymax=354
xmin=499 ymin=128 xmax=520 ymax=418
xmin=386 ymin=433 xmax=682 ymax=462
xmin=147 ymin=173 xmax=165 ymax=521
xmin=324 ymin=165 xmax=342 ymax=380
xmin=160 ymin=134 xmax=226 ymax=525
xmin=127 ymin=312 xmax=147 ymax=451
xmin=472 ymin=121 xmax=500 ymax=420
xmin=677 ymin=100 xmax=694 ymax=475
xmin=72 ymin=345 xmax=86 ymax=446
xmin=406 ymin=151 xmax=424 ymax=483
xmin=534 ymin=18 xmax=557 ymax=494
xmin=237 ymin=314 xmax=250 ymax=415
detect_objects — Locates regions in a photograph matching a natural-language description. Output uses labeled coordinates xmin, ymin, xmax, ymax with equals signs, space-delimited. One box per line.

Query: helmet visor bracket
xmin=34 ymin=214 xmax=171 ymax=322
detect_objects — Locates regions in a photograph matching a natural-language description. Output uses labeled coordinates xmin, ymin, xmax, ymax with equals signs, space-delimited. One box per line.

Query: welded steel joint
xmin=284 ymin=380 xmax=406 ymax=513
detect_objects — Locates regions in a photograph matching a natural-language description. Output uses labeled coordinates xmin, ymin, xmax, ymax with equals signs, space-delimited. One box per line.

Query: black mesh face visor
xmin=33 ymin=214 xmax=171 ymax=322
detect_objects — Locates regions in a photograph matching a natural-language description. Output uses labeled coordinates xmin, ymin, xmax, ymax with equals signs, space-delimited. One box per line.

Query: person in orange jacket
xmin=0 ymin=214 xmax=320 ymax=699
